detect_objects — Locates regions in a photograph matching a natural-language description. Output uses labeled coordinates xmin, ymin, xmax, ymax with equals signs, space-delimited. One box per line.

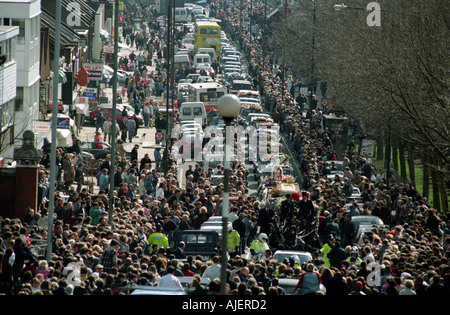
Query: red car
xmin=89 ymin=104 xmax=144 ymax=126
xmin=196 ymin=64 xmax=216 ymax=79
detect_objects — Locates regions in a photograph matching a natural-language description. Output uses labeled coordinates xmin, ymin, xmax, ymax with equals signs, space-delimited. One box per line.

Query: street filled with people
xmin=0 ymin=0 xmax=449 ymax=297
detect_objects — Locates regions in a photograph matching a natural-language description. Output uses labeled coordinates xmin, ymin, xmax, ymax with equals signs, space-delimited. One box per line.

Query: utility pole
xmin=171 ymin=0 xmax=175 ymax=114
xmin=109 ymin=0 xmax=120 ymax=225
xmin=309 ymin=0 xmax=316 ymax=137
xmin=47 ymin=0 xmax=62 ymax=262
xmin=163 ymin=0 xmax=172 ymax=175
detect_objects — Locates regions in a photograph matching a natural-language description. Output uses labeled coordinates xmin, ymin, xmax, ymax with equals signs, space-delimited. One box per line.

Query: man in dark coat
xmin=173 ymin=241 xmax=186 ymax=259
xmin=258 ymin=201 xmax=275 ymax=235
xmin=233 ymin=213 xmax=247 ymax=254
xmin=327 ymin=240 xmax=348 ymax=269
xmin=341 ymin=212 xmax=356 ymax=247
xmin=280 ymin=194 xmax=295 ymax=223
xmin=297 ymin=191 xmax=315 ymax=222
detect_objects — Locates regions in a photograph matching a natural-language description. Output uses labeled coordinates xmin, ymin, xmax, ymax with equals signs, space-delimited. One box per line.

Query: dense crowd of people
xmin=0 ymin=0 xmax=449 ymax=297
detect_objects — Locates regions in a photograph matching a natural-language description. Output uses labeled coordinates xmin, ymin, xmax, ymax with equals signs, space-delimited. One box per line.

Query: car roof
xmin=98 ymin=103 xmax=125 ymax=111
xmin=181 ymin=121 xmax=202 ymax=129
xmin=274 ymin=250 xmax=312 ymax=255
xmin=129 ymin=286 xmax=187 ymax=295
xmin=206 ymin=216 xmax=222 ymax=221
xmin=247 ymin=113 xmax=270 ymax=118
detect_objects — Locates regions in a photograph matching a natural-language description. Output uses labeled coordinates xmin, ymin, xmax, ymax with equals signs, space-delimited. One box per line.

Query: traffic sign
xmin=321 ymin=98 xmax=328 ymax=107
xmin=83 ymin=63 xmax=103 ymax=81
xmin=155 ymin=132 xmax=165 ymax=141
xmin=77 ymin=67 xmax=88 ymax=86
xmin=49 ymin=116 xmax=70 ymax=129
xmin=57 ymin=117 xmax=70 ymax=129
xmin=34 ymin=121 xmax=51 ymax=132
xmin=82 ymin=88 xmax=97 ymax=101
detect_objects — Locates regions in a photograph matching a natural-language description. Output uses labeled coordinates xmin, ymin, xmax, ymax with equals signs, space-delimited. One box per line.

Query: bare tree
xmin=271 ymin=0 xmax=449 ymax=209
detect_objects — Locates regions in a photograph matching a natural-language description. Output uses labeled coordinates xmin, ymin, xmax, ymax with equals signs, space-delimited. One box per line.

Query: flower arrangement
xmin=264 ymin=175 xmax=275 ymax=186
xmin=269 ymin=187 xmax=281 ymax=195
xmin=282 ymin=175 xmax=295 ymax=183
xmin=239 ymin=91 xmax=260 ymax=97
xmin=252 ymin=116 xmax=273 ymax=122
xmin=241 ymin=103 xmax=262 ymax=110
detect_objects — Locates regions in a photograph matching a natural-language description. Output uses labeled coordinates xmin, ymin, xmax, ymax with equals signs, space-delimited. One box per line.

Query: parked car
xmin=117 ymin=69 xmax=131 ymax=85
xmin=88 ymin=104 xmax=144 ymax=126
xmin=103 ymin=65 xmax=130 ymax=86
xmin=80 ymin=141 xmax=111 ymax=159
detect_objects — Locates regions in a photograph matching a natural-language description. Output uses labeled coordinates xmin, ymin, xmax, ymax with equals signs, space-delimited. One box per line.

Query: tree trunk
xmin=376 ymin=132 xmax=384 ymax=161
xmin=439 ymin=176 xmax=449 ymax=212
xmin=422 ymin=151 xmax=430 ymax=199
xmin=407 ymin=143 xmax=416 ymax=188
xmin=392 ymin=137 xmax=399 ymax=184
xmin=430 ymin=153 xmax=441 ymax=211
xmin=397 ymin=137 xmax=407 ymax=184
xmin=384 ymin=131 xmax=391 ymax=170
xmin=385 ymin=130 xmax=392 ymax=186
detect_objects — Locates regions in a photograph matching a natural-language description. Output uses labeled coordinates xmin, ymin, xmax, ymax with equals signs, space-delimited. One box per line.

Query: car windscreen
xmin=352 ymin=217 xmax=383 ymax=228
xmin=274 ymin=253 xmax=312 ymax=266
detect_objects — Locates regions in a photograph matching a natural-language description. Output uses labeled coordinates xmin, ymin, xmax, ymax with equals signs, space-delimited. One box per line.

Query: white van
xmin=174 ymin=54 xmax=191 ymax=70
xmin=197 ymin=47 xmax=217 ymax=63
xmin=174 ymin=7 xmax=189 ymax=24
xmin=179 ymin=101 xmax=207 ymax=126
xmin=193 ymin=53 xmax=212 ymax=68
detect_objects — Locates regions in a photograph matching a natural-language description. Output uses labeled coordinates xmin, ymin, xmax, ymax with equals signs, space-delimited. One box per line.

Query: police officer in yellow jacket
xmin=346 ymin=246 xmax=363 ymax=266
xmin=148 ymin=224 xmax=169 ymax=250
xmin=321 ymin=234 xmax=335 ymax=267
xmin=250 ymin=233 xmax=270 ymax=259
xmin=227 ymin=223 xmax=241 ymax=258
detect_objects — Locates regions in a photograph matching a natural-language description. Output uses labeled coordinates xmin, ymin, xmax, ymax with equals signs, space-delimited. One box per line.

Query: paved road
xmin=78 ymin=33 xmax=259 ymax=197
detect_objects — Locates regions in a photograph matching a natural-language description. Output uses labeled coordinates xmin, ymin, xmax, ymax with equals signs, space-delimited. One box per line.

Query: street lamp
xmin=109 ymin=0 xmax=120 ymax=226
xmin=309 ymin=0 xmax=316 ymax=137
xmin=47 ymin=0 xmax=62 ymax=262
xmin=333 ymin=3 xmax=368 ymax=10
xmin=163 ymin=1 xmax=174 ymax=176
xmin=217 ymin=94 xmax=241 ymax=295
xmin=333 ymin=2 xmax=384 ymax=26
xmin=333 ymin=4 xmax=348 ymax=10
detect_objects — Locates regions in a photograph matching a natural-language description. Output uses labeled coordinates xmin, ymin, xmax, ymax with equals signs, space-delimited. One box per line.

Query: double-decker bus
xmin=188 ymin=82 xmax=226 ymax=112
xmin=194 ymin=21 xmax=221 ymax=61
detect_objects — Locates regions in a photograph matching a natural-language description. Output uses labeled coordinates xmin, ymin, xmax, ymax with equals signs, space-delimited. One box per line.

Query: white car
xmin=181 ymin=123 xmax=202 ymax=131
xmin=180 ymin=120 xmax=198 ymax=126
xmin=273 ymin=250 xmax=313 ymax=267
xmin=200 ymin=225 xmax=223 ymax=235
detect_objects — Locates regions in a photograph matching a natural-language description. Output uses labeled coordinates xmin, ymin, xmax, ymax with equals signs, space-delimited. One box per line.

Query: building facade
xmin=0 ymin=25 xmax=19 ymax=162
xmin=0 ymin=0 xmax=41 ymax=163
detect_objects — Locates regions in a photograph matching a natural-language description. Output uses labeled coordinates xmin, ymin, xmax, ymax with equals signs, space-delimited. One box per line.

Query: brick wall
xmin=14 ymin=167 xmax=39 ymax=221
xmin=0 ymin=168 xmax=16 ymax=219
